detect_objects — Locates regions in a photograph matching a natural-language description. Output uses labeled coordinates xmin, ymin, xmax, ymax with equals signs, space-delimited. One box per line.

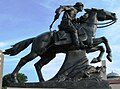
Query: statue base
xmin=7 ymin=88 xmax=65 ymax=89
xmin=7 ymin=50 xmax=111 ymax=89
xmin=9 ymin=79 xmax=111 ymax=89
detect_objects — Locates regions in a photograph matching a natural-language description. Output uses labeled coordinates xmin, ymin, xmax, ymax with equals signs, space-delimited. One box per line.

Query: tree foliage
xmin=2 ymin=73 xmax=28 ymax=87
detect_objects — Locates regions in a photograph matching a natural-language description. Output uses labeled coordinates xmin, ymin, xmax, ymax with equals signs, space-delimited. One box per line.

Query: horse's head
xmin=84 ymin=8 xmax=117 ymax=21
xmin=80 ymin=8 xmax=117 ymax=29
xmin=78 ymin=8 xmax=117 ymax=38
xmin=81 ymin=8 xmax=98 ymax=25
xmin=96 ymin=9 xmax=117 ymax=21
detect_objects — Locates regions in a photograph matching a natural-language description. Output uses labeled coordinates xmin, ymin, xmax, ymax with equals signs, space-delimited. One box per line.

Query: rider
xmin=50 ymin=2 xmax=86 ymax=48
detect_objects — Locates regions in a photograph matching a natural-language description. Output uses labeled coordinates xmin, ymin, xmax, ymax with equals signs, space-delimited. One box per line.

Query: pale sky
xmin=0 ymin=0 xmax=120 ymax=82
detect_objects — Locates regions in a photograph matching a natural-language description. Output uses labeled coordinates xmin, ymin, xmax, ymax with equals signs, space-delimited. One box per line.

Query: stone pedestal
xmin=0 ymin=50 xmax=4 ymax=89
xmin=50 ymin=50 xmax=88 ymax=81
xmin=8 ymin=50 xmax=111 ymax=89
xmin=8 ymin=80 xmax=111 ymax=89
xmin=7 ymin=87 xmax=66 ymax=89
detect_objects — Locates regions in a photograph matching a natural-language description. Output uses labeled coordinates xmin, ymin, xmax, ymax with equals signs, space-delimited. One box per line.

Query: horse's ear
xmin=84 ymin=8 xmax=91 ymax=13
xmin=91 ymin=8 xmax=98 ymax=12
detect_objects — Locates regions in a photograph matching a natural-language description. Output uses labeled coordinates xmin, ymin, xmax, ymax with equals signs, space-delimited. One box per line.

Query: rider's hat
xmin=74 ymin=2 xmax=84 ymax=7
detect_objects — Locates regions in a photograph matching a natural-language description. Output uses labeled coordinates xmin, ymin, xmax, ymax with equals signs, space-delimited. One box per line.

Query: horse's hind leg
xmin=34 ymin=53 xmax=56 ymax=82
xmin=11 ymin=52 xmax=37 ymax=83
xmin=87 ymin=46 xmax=105 ymax=63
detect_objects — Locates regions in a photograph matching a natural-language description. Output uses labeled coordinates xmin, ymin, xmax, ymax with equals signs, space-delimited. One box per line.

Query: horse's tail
xmin=3 ymin=38 xmax=34 ymax=56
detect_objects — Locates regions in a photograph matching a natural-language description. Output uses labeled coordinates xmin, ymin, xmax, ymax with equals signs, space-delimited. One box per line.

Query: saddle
xmin=53 ymin=28 xmax=87 ymax=45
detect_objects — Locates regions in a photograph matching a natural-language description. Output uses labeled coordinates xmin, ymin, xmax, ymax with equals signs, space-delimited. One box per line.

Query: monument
xmin=3 ymin=2 xmax=117 ymax=89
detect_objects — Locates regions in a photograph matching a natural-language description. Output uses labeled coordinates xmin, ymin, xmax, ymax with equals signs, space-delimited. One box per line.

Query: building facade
xmin=0 ymin=50 xmax=4 ymax=89
xmin=107 ymin=72 xmax=120 ymax=89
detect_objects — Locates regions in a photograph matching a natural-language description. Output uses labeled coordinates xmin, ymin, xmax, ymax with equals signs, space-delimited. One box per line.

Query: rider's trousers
xmin=59 ymin=19 xmax=80 ymax=46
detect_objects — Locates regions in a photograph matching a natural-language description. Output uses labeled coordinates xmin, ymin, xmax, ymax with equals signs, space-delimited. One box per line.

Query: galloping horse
xmin=4 ymin=8 xmax=116 ymax=82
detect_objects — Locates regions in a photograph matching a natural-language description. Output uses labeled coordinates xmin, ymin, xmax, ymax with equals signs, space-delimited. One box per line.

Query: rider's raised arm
xmin=49 ymin=6 xmax=72 ymax=29
xmin=55 ymin=5 xmax=71 ymax=14
xmin=51 ymin=6 xmax=67 ymax=23
xmin=54 ymin=6 xmax=64 ymax=20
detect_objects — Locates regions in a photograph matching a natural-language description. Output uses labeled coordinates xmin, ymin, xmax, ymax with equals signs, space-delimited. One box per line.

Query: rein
xmin=82 ymin=20 xmax=116 ymax=28
xmin=97 ymin=20 xmax=116 ymax=28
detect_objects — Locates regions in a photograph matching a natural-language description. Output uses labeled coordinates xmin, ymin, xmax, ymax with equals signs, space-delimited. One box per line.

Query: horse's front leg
xmin=93 ymin=37 xmax=112 ymax=62
xmin=101 ymin=37 xmax=112 ymax=62
xmin=86 ymin=46 xmax=105 ymax=63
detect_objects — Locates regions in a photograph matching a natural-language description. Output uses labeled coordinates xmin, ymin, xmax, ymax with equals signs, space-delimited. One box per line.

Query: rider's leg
xmin=68 ymin=21 xmax=86 ymax=48
xmin=70 ymin=31 xmax=79 ymax=46
xmin=60 ymin=20 xmax=86 ymax=48
xmin=70 ymin=30 xmax=87 ymax=49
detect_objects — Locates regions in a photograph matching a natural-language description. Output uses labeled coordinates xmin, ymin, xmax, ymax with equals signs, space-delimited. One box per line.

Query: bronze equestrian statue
xmin=3 ymin=7 xmax=117 ymax=83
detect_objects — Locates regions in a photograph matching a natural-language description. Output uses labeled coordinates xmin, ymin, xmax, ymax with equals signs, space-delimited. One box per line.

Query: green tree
xmin=2 ymin=73 xmax=28 ymax=87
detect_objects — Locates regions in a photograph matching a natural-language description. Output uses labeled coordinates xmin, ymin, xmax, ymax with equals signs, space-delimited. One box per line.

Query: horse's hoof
xmin=107 ymin=55 xmax=112 ymax=62
xmin=90 ymin=58 xmax=101 ymax=63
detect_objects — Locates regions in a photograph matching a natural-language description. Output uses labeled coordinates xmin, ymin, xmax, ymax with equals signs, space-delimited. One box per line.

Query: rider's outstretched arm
xmin=50 ymin=6 xmax=71 ymax=29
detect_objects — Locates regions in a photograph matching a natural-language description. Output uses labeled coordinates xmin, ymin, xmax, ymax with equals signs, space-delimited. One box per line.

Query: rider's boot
xmin=79 ymin=41 xmax=88 ymax=49
xmin=73 ymin=39 xmax=88 ymax=50
xmin=72 ymin=32 xmax=87 ymax=49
